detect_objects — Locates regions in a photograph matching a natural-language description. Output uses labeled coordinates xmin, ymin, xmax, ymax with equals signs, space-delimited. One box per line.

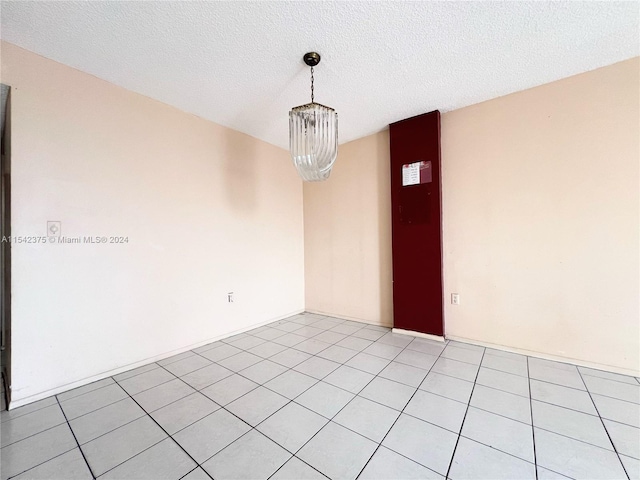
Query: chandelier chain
xmin=310 ymin=66 xmax=315 ymax=103
xmin=290 ymin=53 xmax=337 ymax=182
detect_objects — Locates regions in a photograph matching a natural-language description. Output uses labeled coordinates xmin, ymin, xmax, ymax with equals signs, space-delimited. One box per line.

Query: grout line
xmin=445 ymin=347 xmax=487 ymax=479
xmin=156 ymin=351 xmax=199 ymax=368
xmin=577 ymin=366 xmax=640 ymax=384
xmin=55 ymin=379 xmax=117 ymax=404
xmin=477 ymin=363 xmax=529 ymax=378
xmin=526 ymin=357 xmax=584 ymax=371
xmin=57 ymin=391 xmax=131 ymax=422
xmin=429 ymin=363 xmax=620 ymax=409
xmin=107 ymin=373 xmax=216 ymax=480
xmin=4 ymin=445 xmax=79 ymax=479
xmin=93 ymin=435 xmax=168 ymax=478
xmin=575 ymin=367 xmax=631 ymax=480
xmin=51 ymin=379 xmax=199 ymax=478
xmin=178 ymin=466 xmax=202 ymax=480
xmin=197 ymin=428 xmax=257 ymax=473
xmin=420 ymin=368 xmax=475 ymax=384
xmin=61 ymin=388 xmax=151 ymax=423
xmin=446 ymin=341 xmax=484 ymax=351
xmin=172 ymin=358 xmax=236 ymax=381
xmin=114 ymin=366 xmax=321 ymax=476
xmin=480 ymin=374 xmax=590 ymax=400
xmin=156 ymin=358 xmax=330 ymax=478
xmin=265 ymin=457 xmax=314 ymax=480
xmin=522 ymin=355 xmax=634 ymax=379
xmin=528 ymin=377 xmax=588 ymax=394
xmin=116 ymin=372 xmax=179 ymax=397
xmin=56 ymin=385 xmax=146 ymax=448
xmin=194 ymin=348 xmax=246 ymax=365
xmin=450 ymin=402 xmax=529 ymax=426
xmin=578 ymin=390 xmax=640 ymax=406
xmin=527 ymin=356 xmax=539 ymax=480
xmin=0 ymin=400 xmax=57 ymax=423
xmin=354 ymin=334 xmax=450 ymax=479
xmin=78 ymin=413 xmax=147 ymax=447
xmin=535 ymin=466 xmax=578 ymax=480
xmin=235 ymin=325 xmax=360 ymax=478
xmin=481 ymin=349 xmax=527 ymax=359
xmin=2 ymin=386 xmax=144 ymax=452
xmin=206 ymin=338 xmax=365 ymax=387
xmin=533 ymin=425 xmax=628 ymax=452
xmin=192 ymin=342 xmax=226 ymax=356
xmin=580 ymin=372 xmax=640 ymax=388
xmin=149 ymin=396 xmax=223 ymax=436
xmin=272 ymin=451 xmax=324 ymax=478
xmin=528 ymin=397 xmax=638 ymax=427
xmin=0 ymin=408 xmax=69 ymax=449
xmin=54 ymin=395 xmax=96 ymax=479
xmin=111 ymin=363 xmax=162 ymax=383
xmin=360 ymin=444 xmax=444 ymax=480
xmin=287 ymin=333 xmax=414 ymax=476
xmin=599 ymin=416 xmax=640 ymax=430
xmin=3 ymin=388 xmax=155 ymax=450
xmin=457 ymin=432 xmax=538 ymax=466
xmin=461 ymin=345 xmax=640 ymax=388
xmin=405 ymin=390 xmax=628 ymax=467
xmin=162 ymin=361 xmax=226 ymax=381
xmin=404 ymin=386 xmax=468 ymax=407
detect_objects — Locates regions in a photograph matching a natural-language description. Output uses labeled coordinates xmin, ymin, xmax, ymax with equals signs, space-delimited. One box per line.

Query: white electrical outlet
xmin=228 ymin=292 xmax=234 ymax=303
xmin=451 ymin=293 xmax=460 ymax=305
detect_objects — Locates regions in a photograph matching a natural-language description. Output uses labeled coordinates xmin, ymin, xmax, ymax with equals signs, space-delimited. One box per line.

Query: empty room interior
xmin=0 ymin=2 xmax=639 ymax=480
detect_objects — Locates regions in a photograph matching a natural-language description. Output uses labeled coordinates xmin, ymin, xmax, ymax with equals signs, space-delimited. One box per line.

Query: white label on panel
xmin=402 ymin=162 xmax=421 ymax=186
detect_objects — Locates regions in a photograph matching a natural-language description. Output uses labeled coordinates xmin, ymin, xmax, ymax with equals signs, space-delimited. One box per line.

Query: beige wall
xmin=304 ymin=57 xmax=640 ymax=375
xmin=304 ymin=132 xmax=393 ymax=326
xmin=443 ymin=57 xmax=639 ymax=375
xmin=1 ymin=42 xmax=305 ymax=406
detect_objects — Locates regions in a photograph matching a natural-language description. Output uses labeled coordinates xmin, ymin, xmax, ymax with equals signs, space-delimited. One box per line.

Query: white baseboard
xmin=446 ymin=334 xmax=640 ymax=378
xmin=304 ymin=309 xmax=392 ymax=328
xmin=18 ymin=308 xmax=635 ymax=410
xmin=392 ymin=328 xmax=445 ymax=342
xmin=8 ymin=308 xmax=304 ymax=410
xmin=305 ymin=312 xmax=639 ymax=378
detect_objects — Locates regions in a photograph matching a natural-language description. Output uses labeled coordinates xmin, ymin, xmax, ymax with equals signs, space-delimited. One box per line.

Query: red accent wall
xmin=389 ymin=111 xmax=444 ymax=336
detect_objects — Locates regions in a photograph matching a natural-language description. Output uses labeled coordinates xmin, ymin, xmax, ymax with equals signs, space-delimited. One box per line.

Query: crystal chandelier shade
xmin=289 ymin=103 xmax=338 ymax=182
xmin=289 ymin=52 xmax=338 ymax=182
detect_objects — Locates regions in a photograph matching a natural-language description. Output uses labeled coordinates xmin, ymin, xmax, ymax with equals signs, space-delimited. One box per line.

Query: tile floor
xmin=1 ymin=313 xmax=639 ymax=480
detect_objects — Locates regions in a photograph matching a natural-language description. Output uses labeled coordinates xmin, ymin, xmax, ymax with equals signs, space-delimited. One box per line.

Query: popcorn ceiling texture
xmin=1 ymin=1 xmax=638 ymax=149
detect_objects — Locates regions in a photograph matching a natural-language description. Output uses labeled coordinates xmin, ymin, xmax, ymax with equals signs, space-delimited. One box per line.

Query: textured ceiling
xmin=1 ymin=1 xmax=638 ymax=149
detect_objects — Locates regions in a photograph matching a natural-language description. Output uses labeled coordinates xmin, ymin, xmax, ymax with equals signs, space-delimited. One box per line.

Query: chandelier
xmin=289 ymin=52 xmax=338 ymax=182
